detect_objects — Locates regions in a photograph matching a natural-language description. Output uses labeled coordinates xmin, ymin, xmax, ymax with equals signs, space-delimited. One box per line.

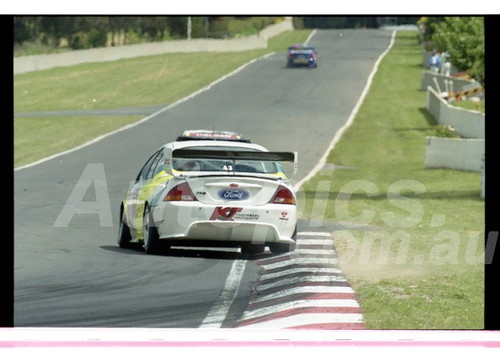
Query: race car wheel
xmin=143 ymin=205 xmax=161 ymax=254
xmin=118 ymin=210 xmax=133 ymax=248
xmin=269 ymin=227 xmax=297 ymax=254
xmin=269 ymin=242 xmax=294 ymax=254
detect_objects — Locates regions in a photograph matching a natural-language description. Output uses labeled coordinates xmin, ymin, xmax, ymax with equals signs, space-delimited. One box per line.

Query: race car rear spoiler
xmin=165 ymin=149 xmax=298 ymax=179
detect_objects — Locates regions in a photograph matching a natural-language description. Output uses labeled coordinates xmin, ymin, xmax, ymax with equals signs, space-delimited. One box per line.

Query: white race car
xmin=118 ymin=133 xmax=298 ymax=255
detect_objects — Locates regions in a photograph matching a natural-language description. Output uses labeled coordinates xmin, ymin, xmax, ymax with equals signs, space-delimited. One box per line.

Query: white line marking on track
xmin=200 ymin=259 xmax=247 ymax=328
xmin=304 ymin=29 xmax=318 ymax=46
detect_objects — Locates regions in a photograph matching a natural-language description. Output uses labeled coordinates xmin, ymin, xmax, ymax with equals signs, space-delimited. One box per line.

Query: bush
xmin=431 ymin=17 xmax=484 ymax=86
xmin=70 ymin=32 xmax=90 ymax=50
xmin=89 ymin=28 xmax=108 ymax=48
xmin=227 ymin=19 xmax=259 ymax=37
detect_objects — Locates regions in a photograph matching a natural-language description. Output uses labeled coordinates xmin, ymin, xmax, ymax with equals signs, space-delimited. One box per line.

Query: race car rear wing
xmin=164 ymin=148 xmax=298 ymax=180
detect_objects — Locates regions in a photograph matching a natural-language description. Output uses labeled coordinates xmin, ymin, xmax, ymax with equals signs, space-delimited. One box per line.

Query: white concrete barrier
xmin=426 ymin=86 xmax=484 ymax=139
xmin=424 ymin=136 xmax=485 ymax=172
xmin=14 ymin=19 xmax=294 ymax=75
xmin=425 ymin=86 xmax=485 ymax=176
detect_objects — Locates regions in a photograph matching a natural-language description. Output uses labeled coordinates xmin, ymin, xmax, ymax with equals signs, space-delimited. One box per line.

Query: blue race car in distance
xmin=286 ymin=44 xmax=317 ymax=68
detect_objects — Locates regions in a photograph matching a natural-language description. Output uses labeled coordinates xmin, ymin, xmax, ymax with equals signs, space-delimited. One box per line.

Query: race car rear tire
xmin=118 ymin=210 xmax=133 ymax=248
xmin=269 ymin=227 xmax=297 ymax=254
xmin=143 ymin=205 xmax=161 ymax=254
xmin=269 ymin=242 xmax=295 ymax=254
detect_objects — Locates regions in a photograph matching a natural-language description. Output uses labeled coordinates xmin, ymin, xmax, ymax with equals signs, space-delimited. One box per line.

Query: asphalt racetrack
xmin=14 ymin=29 xmax=394 ymax=327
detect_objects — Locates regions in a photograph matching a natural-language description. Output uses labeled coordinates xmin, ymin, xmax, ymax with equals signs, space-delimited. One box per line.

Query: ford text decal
xmin=217 ymin=188 xmax=250 ymax=201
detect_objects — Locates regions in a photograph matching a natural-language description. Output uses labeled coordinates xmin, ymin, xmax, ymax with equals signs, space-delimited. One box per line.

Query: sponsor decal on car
xmin=209 ymin=207 xmax=260 ymax=221
xmin=217 ymin=188 xmax=250 ymax=201
xmin=210 ymin=207 xmax=243 ymax=221
xmin=279 ymin=211 xmax=289 ymax=221
xmin=234 ymin=213 xmax=260 ymax=221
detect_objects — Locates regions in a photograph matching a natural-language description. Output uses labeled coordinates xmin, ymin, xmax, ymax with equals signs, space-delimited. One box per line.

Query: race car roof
xmin=288 ymin=44 xmax=315 ymax=51
xmin=176 ymin=130 xmax=251 ymax=143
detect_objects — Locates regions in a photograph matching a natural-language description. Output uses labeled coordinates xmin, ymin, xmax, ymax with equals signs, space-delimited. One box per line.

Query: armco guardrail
xmin=14 ymin=19 xmax=293 ymax=75
xmin=426 ymin=86 xmax=484 ymax=139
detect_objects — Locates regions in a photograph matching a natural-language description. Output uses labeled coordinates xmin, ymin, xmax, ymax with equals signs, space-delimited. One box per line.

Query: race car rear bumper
xmin=151 ymin=201 xmax=297 ymax=244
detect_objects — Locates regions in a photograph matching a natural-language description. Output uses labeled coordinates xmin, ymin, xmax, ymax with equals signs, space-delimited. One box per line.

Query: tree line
xmin=13 ymin=16 xmax=281 ymax=49
xmin=13 ymin=16 xmax=418 ymax=50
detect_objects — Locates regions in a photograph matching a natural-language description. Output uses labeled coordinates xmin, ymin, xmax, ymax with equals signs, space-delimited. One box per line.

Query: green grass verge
xmin=14 ymin=115 xmax=143 ymax=167
xmin=298 ymin=31 xmax=484 ymax=329
xmin=15 ymin=51 xmax=270 ymax=112
xmin=14 ymin=30 xmax=312 ymax=168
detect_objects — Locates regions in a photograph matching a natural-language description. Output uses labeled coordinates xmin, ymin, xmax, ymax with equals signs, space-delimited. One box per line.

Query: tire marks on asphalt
xmin=237 ymin=232 xmax=365 ymax=329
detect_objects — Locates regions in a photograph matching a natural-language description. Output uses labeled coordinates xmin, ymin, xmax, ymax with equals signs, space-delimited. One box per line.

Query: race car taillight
xmin=164 ymin=182 xmax=197 ymax=201
xmin=270 ymin=185 xmax=296 ymax=205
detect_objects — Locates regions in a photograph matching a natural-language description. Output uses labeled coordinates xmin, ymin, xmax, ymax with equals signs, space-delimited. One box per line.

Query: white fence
xmin=14 ymin=19 xmax=294 ymax=75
